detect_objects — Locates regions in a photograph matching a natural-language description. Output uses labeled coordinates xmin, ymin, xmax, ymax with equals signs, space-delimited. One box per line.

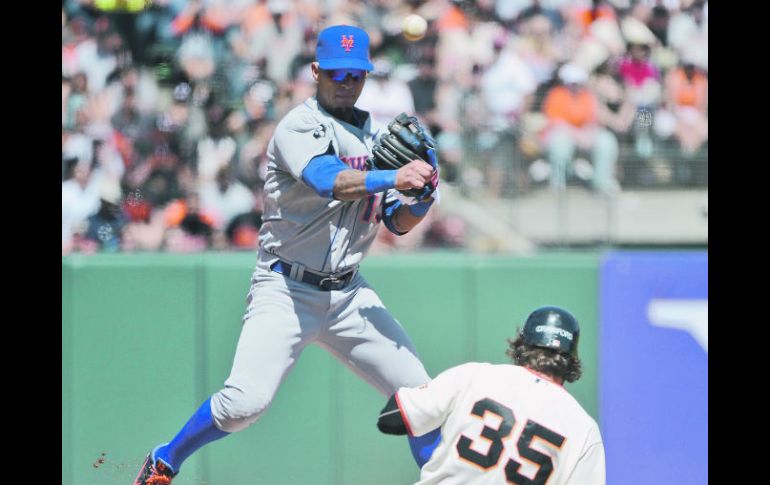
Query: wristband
xmin=365 ymin=170 xmax=397 ymax=194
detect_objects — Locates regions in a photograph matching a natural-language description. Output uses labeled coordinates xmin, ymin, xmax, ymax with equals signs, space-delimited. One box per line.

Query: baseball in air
xmin=402 ymin=14 xmax=427 ymax=41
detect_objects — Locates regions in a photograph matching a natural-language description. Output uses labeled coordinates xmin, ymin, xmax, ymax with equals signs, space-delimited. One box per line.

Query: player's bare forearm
xmin=392 ymin=198 xmax=432 ymax=233
xmin=333 ymin=162 xmax=431 ymax=201
xmin=333 ymin=169 xmax=370 ymax=200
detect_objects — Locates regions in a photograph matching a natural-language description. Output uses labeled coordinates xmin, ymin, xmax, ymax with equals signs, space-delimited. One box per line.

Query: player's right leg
xmin=133 ymin=268 xmax=323 ymax=484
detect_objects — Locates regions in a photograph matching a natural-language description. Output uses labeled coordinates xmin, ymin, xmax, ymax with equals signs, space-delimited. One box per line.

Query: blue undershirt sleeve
xmin=301 ymin=154 xmax=349 ymax=199
xmin=303 ymin=153 xmax=400 ymax=199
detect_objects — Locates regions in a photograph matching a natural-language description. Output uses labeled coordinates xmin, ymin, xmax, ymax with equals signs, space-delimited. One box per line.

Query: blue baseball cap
xmin=316 ymin=25 xmax=374 ymax=72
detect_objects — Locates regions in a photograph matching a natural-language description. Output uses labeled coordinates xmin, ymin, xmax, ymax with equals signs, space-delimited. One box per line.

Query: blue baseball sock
xmin=407 ymin=428 xmax=442 ymax=468
xmin=153 ymin=397 xmax=230 ymax=474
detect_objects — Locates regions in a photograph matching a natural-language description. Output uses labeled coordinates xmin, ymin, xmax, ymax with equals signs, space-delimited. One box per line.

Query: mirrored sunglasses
xmin=326 ymin=68 xmax=367 ymax=82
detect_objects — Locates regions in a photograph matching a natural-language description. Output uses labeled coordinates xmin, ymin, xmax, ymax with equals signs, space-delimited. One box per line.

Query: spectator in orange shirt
xmin=170 ymin=0 xmax=230 ymax=37
xmin=663 ymin=60 xmax=708 ymax=156
xmin=164 ymin=192 xmax=218 ymax=252
xmin=572 ymin=0 xmax=617 ymax=37
xmin=541 ymin=63 xmax=619 ymax=194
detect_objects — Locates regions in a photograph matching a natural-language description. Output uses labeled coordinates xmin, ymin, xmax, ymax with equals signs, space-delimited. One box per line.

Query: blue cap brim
xmin=319 ymin=58 xmax=374 ymax=71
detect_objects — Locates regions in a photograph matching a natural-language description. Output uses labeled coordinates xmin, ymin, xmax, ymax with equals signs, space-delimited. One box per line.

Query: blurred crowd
xmin=62 ymin=0 xmax=707 ymax=255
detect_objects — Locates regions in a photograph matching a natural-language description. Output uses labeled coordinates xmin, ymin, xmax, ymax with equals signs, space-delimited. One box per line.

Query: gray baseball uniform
xmin=210 ymin=97 xmax=430 ymax=433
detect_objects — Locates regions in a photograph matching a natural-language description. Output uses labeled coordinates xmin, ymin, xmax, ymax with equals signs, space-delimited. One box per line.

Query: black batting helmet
xmin=520 ymin=306 xmax=580 ymax=357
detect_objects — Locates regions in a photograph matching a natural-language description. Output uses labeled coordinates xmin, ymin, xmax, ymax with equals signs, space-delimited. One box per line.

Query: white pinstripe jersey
xmin=396 ymin=363 xmax=605 ymax=485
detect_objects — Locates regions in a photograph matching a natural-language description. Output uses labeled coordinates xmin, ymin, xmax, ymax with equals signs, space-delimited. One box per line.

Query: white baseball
xmin=402 ymin=14 xmax=427 ymax=41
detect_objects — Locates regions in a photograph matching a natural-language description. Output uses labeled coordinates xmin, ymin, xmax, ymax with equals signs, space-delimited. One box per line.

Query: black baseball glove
xmin=369 ymin=113 xmax=439 ymax=199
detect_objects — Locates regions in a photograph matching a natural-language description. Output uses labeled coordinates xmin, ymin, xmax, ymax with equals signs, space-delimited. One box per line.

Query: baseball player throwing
xmin=377 ymin=306 xmax=606 ymax=485
xmin=133 ymin=24 xmax=441 ymax=485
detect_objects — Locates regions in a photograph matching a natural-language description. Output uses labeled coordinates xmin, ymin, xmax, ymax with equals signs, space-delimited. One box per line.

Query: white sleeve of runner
xmin=395 ymin=362 xmax=480 ymax=437
xmin=566 ymin=435 xmax=606 ymax=485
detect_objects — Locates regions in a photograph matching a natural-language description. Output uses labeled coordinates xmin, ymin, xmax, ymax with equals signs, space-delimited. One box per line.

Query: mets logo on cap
xmin=316 ymin=25 xmax=374 ymax=71
xmin=341 ymin=35 xmax=354 ymax=52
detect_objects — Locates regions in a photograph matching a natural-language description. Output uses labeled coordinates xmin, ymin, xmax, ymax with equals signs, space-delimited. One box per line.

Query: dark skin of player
xmin=311 ymin=62 xmax=434 ymax=232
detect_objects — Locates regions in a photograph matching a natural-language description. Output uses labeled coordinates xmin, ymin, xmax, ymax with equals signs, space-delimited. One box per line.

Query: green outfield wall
xmin=62 ymin=252 xmax=600 ymax=485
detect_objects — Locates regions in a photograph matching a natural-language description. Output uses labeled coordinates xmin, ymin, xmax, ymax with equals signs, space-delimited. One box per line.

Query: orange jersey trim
xmin=395 ymin=391 xmax=415 ymax=437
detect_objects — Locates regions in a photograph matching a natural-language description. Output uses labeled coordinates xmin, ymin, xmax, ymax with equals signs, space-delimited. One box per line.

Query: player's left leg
xmin=317 ymin=274 xmax=441 ymax=467
xmin=150 ymin=397 xmax=229 ymax=476
xmin=133 ymin=399 xmax=227 ymax=484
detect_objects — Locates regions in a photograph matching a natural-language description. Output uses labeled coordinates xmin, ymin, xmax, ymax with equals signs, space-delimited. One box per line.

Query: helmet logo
xmin=535 ymin=325 xmax=573 ymax=340
xmin=341 ymin=35 xmax=354 ymax=52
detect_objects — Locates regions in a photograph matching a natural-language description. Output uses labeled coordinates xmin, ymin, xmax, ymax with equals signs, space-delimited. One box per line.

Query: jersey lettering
xmin=456 ymin=398 xmax=566 ymax=484
xmin=340 ymin=155 xmax=369 ymax=171
xmin=457 ymin=398 xmax=514 ymax=469
xmin=504 ymin=420 xmax=565 ymax=484
xmin=362 ymin=194 xmax=382 ymax=223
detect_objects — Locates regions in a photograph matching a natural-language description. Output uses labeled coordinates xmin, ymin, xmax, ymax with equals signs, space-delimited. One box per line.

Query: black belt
xmin=271 ymin=260 xmax=356 ymax=291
